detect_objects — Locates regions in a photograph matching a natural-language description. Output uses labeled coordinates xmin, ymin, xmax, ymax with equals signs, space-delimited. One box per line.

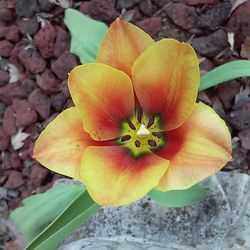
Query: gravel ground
xmin=0 ymin=0 xmax=250 ymax=249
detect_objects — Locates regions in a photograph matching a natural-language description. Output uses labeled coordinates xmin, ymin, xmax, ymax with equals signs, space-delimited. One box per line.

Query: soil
xmin=0 ymin=0 xmax=250 ymax=249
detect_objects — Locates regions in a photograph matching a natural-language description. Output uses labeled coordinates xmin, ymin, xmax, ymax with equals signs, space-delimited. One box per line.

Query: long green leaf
xmin=10 ymin=184 xmax=83 ymax=242
xmin=26 ymin=189 xmax=99 ymax=250
xmin=199 ymin=60 xmax=250 ymax=91
xmin=64 ymin=8 xmax=108 ymax=63
xmin=148 ymin=184 xmax=208 ymax=208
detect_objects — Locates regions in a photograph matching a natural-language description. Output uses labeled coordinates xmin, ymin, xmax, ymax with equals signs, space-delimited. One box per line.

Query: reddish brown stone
xmin=10 ymin=152 xmax=23 ymax=169
xmin=0 ymin=126 xmax=9 ymax=151
xmin=139 ymin=0 xmax=154 ymax=16
xmin=4 ymin=170 xmax=25 ymax=189
xmin=60 ymin=80 xmax=70 ymax=98
xmin=51 ymin=51 xmax=78 ymax=80
xmin=227 ymin=1 xmax=250 ymax=50
xmin=37 ymin=69 xmax=61 ymax=94
xmin=34 ymin=23 xmax=56 ymax=59
xmin=31 ymin=164 xmax=50 ymax=187
xmin=21 ymin=78 xmax=37 ymax=97
xmin=18 ymin=47 xmax=46 ymax=74
xmin=9 ymin=41 xmax=25 ymax=73
xmin=13 ymin=99 xmax=38 ymax=127
xmin=6 ymin=25 xmax=20 ymax=43
xmin=136 ymin=17 xmax=161 ymax=37
xmin=3 ymin=106 xmax=17 ymax=136
xmin=28 ymin=88 xmax=51 ymax=119
xmin=0 ymin=70 xmax=9 ymax=86
xmin=0 ymin=25 xmax=8 ymax=39
xmin=165 ymin=3 xmax=198 ymax=30
xmin=89 ymin=0 xmax=119 ymax=23
xmin=50 ymin=92 xmax=67 ymax=111
xmin=0 ymin=83 xmax=25 ymax=105
xmin=0 ymin=40 xmax=14 ymax=57
xmin=239 ymin=128 xmax=250 ymax=150
xmin=53 ymin=26 xmax=70 ymax=58
xmin=79 ymin=1 xmax=90 ymax=15
xmin=185 ymin=0 xmax=218 ymax=5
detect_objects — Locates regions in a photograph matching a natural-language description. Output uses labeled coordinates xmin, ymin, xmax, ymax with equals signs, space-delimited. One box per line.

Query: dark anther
xmin=127 ymin=119 xmax=136 ymax=130
xmin=137 ymin=107 xmax=143 ymax=123
xmin=147 ymin=115 xmax=155 ymax=128
xmin=148 ymin=139 xmax=157 ymax=147
xmin=121 ymin=135 xmax=131 ymax=142
xmin=134 ymin=140 xmax=141 ymax=148
xmin=152 ymin=132 xmax=161 ymax=139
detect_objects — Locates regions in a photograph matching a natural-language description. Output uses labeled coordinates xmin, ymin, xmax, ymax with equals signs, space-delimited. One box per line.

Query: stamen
xmin=121 ymin=135 xmax=131 ymax=142
xmin=148 ymin=139 xmax=157 ymax=147
xmin=126 ymin=119 xmax=136 ymax=130
xmin=137 ymin=124 xmax=150 ymax=138
xmin=152 ymin=132 xmax=161 ymax=139
xmin=137 ymin=107 xmax=143 ymax=123
xmin=147 ymin=115 xmax=155 ymax=128
xmin=134 ymin=140 xmax=141 ymax=148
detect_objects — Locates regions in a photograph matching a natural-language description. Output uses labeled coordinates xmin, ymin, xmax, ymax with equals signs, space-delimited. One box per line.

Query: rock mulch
xmin=0 ymin=0 xmax=250 ymax=249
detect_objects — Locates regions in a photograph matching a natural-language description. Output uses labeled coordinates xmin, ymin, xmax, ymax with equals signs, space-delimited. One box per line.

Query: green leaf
xmin=199 ymin=60 xmax=250 ymax=91
xmin=64 ymin=8 xmax=108 ymax=63
xmin=148 ymin=184 xmax=208 ymax=208
xmin=10 ymin=183 xmax=83 ymax=242
xmin=26 ymin=189 xmax=99 ymax=250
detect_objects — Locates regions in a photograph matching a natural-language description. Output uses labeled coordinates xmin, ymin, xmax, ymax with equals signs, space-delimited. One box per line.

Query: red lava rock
xmin=0 ymin=83 xmax=25 ymax=105
xmin=18 ymin=47 xmax=46 ymax=74
xmin=6 ymin=25 xmax=20 ymax=43
xmin=31 ymin=164 xmax=50 ymax=187
xmin=217 ymin=80 xmax=241 ymax=110
xmin=165 ymin=3 xmax=198 ymax=30
xmin=151 ymin=0 xmax=171 ymax=7
xmin=21 ymin=78 xmax=37 ymax=97
xmin=116 ymin=0 xmax=135 ymax=9
xmin=3 ymin=106 xmax=17 ymax=136
xmin=192 ymin=29 xmax=229 ymax=57
xmin=60 ymin=80 xmax=70 ymax=98
xmin=16 ymin=16 xmax=39 ymax=36
xmin=28 ymin=88 xmax=51 ymax=119
xmin=10 ymin=152 xmax=23 ymax=169
xmin=0 ymin=126 xmax=9 ymax=151
xmin=51 ymin=51 xmax=78 ymax=80
xmin=37 ymin=69 xmax=61 ymax=94
xmin=0 ymin=70 xmax=10 ymax=86
xmin=227 ymin=1 xmax=250 ymax=50
xmin=136 ymin=17 xmax=161 ymax=37
xmin=0 ymin=1 xmax=13 ymax=22
xmin=195 ymin=2 xmax=231 ymax=32
xmin=50 ymin=92 xmax=67 ymax=111
xmin=38 ymin=0 xmax=54 ymax=12
xmin=9 ymin=41 xmax=25 ymax=73
xmin=0 ymin=40 xmax=14 ymax=57
xmin=139 ymin=0 xmax=154 ymax=16
xmin=13 ymin=99 xmax=38 ymax=127
xmin=89 ymin=0 xmax=119 ymax=23
xmin=79 ymin=1 xmax=90 ymax=14
xmin=0 ymin=25 xmax=8 ymax=39
xmin=4 ymin=170 xmax=25 ymax=189
xmin=53 ymin=26 xmax=70 ymax=58
xmin=185 ymin=0 xmax=218 ymax=5
xmin=239 ymin=128 xmax=250 ymax=150
xmin=34 ymin=23 xmax=56 ymax=59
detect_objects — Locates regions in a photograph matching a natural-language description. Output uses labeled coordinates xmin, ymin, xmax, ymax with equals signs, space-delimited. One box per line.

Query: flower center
xmin=117 ymin=107 xmax=166 ymax=158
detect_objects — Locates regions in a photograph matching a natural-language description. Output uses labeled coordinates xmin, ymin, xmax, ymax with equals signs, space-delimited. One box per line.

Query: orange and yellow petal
xmin=68 ymin=63 xmax=135 ymax=141
xmin=80 ymin=146 xmax=169 ymax=206
xmin=97 ymin=19 xmax=154 ymax=77
xmin=132 ymin=38 xmax=200 ymax=131
xmin=155 ymin=102 xmax=232 ymax=191
xmin=34 ymin=107 xmax=106 ymax=179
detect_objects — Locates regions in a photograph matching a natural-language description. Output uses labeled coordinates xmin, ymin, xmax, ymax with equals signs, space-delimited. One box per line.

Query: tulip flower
xmin=34 ymin=19 xmax=231 ymax=206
